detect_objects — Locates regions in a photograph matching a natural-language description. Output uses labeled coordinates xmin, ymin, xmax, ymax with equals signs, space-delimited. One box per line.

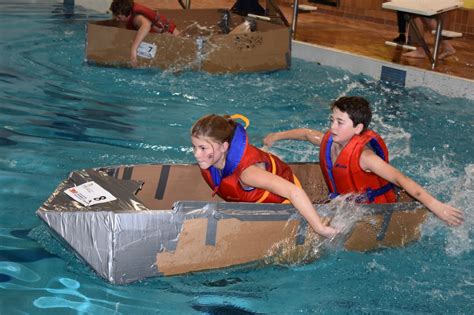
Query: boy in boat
xmin=263 ymin=96 xmax=463 ymax=227
xmin=191 ymin=114 xmax=337 ymax=238
xmin=109 ymin=0 xmax=180 ymax=66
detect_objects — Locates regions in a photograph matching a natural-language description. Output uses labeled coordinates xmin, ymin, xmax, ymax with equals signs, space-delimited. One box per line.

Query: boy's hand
xmin=263 ymin=133 xmax=278 ymax=148
xmin=431 ymin=202 xmax=464 ymax=227
xmin=130 ymin=51 xmax=138 ymax=67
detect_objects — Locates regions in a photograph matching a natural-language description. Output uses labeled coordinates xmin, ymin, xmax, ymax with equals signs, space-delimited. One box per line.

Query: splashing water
xmin=444 ymin=164 xmax=474 ymax=256
xmin=264 ymin=195 xmax=372 ymax=266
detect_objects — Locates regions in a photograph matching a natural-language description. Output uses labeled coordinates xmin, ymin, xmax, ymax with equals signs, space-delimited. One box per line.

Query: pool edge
xmin=292 ymin=40 xmax=474 ymax=100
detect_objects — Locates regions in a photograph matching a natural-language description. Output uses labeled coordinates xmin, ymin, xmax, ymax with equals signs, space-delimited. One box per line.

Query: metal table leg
xmin=432 ymin=16 xmax=444 ymax=69
xmin=408 ymin=16 xmax=435 ymax=65
xmin=291 ymin=0 xmax=299 ymax=39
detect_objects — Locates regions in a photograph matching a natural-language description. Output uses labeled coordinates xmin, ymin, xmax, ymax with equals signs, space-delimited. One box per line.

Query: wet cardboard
xmin=85 ymin=9 xmax=291 ymax=73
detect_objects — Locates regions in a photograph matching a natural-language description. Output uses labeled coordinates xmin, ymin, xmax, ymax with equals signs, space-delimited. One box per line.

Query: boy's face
xmin=113 ymin=14 xmax=129 ymax=22
xmin=329 ymin=108 xmax=363 ymax=146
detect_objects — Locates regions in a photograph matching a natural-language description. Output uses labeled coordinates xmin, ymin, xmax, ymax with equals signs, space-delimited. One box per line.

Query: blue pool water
xmin=1 ymin=1 xmax=473 ymax=314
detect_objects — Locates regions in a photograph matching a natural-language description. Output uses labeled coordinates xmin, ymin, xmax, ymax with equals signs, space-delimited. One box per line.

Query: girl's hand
xmin=316 ymin=225 xmax=338 ymax=239
xmin=315 ymin=216 xmax=339 ymax=238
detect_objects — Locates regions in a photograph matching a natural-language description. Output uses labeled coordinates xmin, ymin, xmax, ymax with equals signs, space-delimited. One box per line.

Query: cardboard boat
xmin=36 ymin=163 xmax=428 ymax=284
xmin=85 ymin=8 xmax=291 ymax=73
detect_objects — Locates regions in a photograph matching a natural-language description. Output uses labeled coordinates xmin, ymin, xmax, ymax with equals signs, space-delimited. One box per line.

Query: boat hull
xmin=36 ymin=163 xmax=427 ymax=284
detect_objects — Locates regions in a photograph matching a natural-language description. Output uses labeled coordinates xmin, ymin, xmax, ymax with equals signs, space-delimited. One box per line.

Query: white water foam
xmin=444 ymin=164 xmax=474 ymax=256
xmin=319 ymin=195 xmax=371 ymax=250
xmin=371 ymin=112 xmax=411 ymax=159
xmin=335 ymin=79 xmax=364 ymax=99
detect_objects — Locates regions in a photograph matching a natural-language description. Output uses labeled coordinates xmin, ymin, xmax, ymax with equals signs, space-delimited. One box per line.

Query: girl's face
xmin=329 ymin=107 xmax=363 ymax=146
xmin=191 ymin=136 xmax=228 ymax=170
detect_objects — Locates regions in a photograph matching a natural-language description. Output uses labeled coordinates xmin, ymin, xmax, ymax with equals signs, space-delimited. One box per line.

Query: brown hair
xmin=330 ymin=96 xmax=372 ymax=132
xmin=109 ymin=0 xmax=134 ymax=16
xmin=191 ymin=114 xmax=236 ymax=144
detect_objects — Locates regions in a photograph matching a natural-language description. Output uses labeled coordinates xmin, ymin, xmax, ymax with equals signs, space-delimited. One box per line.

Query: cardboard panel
xmin=160 ymin=8 xmax=229 ymax=29
xmin=86 ymin=21 xmax=197 ymax=70
xmin=202 ymin=27 xmax=290 ymax=73
xmin=344 ymin=207 xmax=428 ymax=251
xmin=290 ymin=163 xmax=329 ymax=203
xmin=380 ymin=207 xmax=428 ymax=247
xmin=112 ymin=163 xmax=329 ymax=209
xmin=86 ymin=22 xmax=133 ymax=65
xmin=112 ymin=164 xmax=222 ymax=209
xmin=155 ymin=218 xmax=300 ymax=275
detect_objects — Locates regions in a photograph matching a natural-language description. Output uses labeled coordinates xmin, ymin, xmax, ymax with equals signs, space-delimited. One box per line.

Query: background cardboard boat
xmin=36 ymin=163 xmax=427 ymax=284
xmin=85 ymin=9 xmax=291 ymax=73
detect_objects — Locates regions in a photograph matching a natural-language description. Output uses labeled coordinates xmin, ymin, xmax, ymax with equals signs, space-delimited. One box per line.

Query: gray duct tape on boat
xmin=38 ymin=209 xmax=185 ymax=283
xmin=36 ymin=169 xmax=160 ymax=283
xmin=40 ymin=169 xmax=147 ymax=212
xmin=174 ymin=201 xmax=307 ymax=247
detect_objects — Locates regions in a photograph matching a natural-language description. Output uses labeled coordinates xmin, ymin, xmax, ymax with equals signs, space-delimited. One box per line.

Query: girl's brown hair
xmin=191 ymin=114 xmax=236 ymax=144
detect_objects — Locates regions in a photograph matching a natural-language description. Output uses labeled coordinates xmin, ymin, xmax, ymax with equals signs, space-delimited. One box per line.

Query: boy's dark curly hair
xmin=110 ymin=0 xmax=134 ymax=16
xmin=331 ymin=96 xmax=372 ymax=132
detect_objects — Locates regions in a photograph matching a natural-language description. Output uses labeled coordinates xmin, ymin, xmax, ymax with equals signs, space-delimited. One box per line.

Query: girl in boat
xmin=191 ymin=114 xmax=337 ymax=238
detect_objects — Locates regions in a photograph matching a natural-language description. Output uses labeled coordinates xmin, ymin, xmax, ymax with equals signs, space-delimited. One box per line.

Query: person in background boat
xmin=263 ymin=96 xmax=464 ymax=227
xmin=191 ymin=114 xmax=337 ymax=238
xmin=109 ymin=0 xmax=180 ymax=67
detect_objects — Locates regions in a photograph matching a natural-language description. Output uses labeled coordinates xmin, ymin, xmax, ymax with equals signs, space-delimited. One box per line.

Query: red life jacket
xmin=201 ymin=124 xmax=296 ymax=203
xmin=319 ymin=130 xmax=397 ymax=204
xmin=126 ymin=3 xmax=176 ymax=34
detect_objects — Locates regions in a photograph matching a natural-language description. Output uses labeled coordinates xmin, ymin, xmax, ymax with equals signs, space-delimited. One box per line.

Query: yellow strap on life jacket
xmin=255 ymin=154 xmax=277 ymax=203
xmin=230 ymin=114 xmax=250 ymax=129
xmin=255 ymin=155 xmax=302 ymax=204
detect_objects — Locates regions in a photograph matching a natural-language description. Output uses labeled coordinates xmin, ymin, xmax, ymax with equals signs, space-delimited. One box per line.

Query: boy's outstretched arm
xmin=130 ymin=15 xmax=152 ymax=66
xmin=360 ymin=150 xmax=464 ymax=227
xmin=263 ymin=128 xmax=324 ymax=147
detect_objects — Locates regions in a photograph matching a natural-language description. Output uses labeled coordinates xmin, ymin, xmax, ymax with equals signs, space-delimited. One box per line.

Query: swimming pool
xmin=1 ymin=1 xmax=473 ymax=314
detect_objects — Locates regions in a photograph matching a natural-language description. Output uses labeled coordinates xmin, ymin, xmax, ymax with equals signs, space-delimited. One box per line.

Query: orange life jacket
xmin=127 ymin=3 xmax=176 ymax=34
xmin=319 ymin=130 xmax=397 ymax=204
xmin=201 ymin=124 xmax=296 ymax=203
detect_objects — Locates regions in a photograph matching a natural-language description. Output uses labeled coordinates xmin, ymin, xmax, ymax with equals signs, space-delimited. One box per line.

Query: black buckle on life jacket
xmin=365 ymin=183 xmax=394 ymax=202
xmin=328 ymin=192 xmax=339 ymax=199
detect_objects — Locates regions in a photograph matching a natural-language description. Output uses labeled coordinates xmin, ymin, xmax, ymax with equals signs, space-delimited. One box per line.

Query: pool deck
xmin=78 ymin=0 xmax=473 ymax=97
xmin=138 ymin=0 xmax=474 ymax=82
